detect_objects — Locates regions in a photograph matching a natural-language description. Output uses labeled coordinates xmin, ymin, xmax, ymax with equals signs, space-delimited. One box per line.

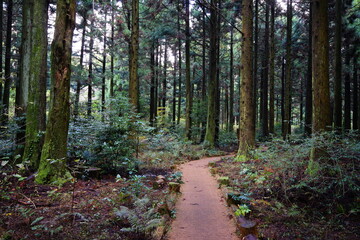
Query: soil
xmin=167 ymin=155 xmax=239 ymax=240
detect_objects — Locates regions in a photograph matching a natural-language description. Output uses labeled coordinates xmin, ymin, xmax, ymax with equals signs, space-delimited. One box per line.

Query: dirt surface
xmin=168 ymin=155 xmax=239 ymax=240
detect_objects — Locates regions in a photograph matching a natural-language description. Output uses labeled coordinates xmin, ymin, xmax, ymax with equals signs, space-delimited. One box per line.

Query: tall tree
xmin=162 ymin=39 xmax=168 ymax=108
xmin=185 ymin=0 xmax=192 ymax=139
xmin=283 ymin=0 xmax=292 ymax=140
xmin=129 ymin=0 xmax=140 ymax=111
xmin=228 ymin=26 xmax=234 ymax=132
xmin=0 ymin=0 xmax=3 ymax=107
xmin=87 ymin=14 xmax=94 ymax=117
xmin=238 ymin=0 xmax=255 ymax=156
xmin=269 ymin=0 xmax=276 ymax=134
xmin=23 ymin=0 xmax=48 ymax=169
xmin=253 ymin=0 xmax=259 ymax=126
xmin=260 ymin=1 xmax=269 ymax=138
xmin=333 ymin=0 xmax=342 ymax=130
xmin=101 ymin=6 xmax=107 ymax=121
xmin=177 ymin=0 xmax=182 ymax=124
xmin=305 ymin=2 xmax=313 ymax=135
xmin=36 ymin=0 xmax=76 ymax=184
xmin=2 ymin=0 xmax=13 ymax=125
xmin=15 ymin=0 xmax=32 ymax=155
xmin=204 ymin=0 xmax=218 ymax=147
xmin=310 ymin=0 xmax=331 ymax=162
xmin=353 ymin=55 xmax=358 ymax=130
xmin=150 ymin=42 xmax=156 ymax=126
xmin=343 ymin=41 xmax=351 ymax=130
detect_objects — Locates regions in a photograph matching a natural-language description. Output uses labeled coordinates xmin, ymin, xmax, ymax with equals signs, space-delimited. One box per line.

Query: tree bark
xmin=23 ymin=0 xmax=48 ymax=170
xmin=343 ymin=42 xmax=351 ymax=130
xmin=87 ymin=15 xmax=94 ymax=117
xmin=150 ymin=42 xmax=156 ymax=126
xmin=238 ymin=0 xmax=255 ymax=156
xmin=260 ymin=1 xmax=269 ymax=138
xmin=74 ymin=14 xmax=87 ymax=119
xmin=163 ymin=39 xmax=167 ymax=108
xmin=2 ymin=0 xmax=13 ymax=126
xmin=310 ymin=0 xmax=331 ymax=162
xmin=333 ymin=0 xmax=342 ymax=130
xmin=305 ymin=2 xmax=313 ymax=136
xmin=172 ymin=47 xmax=177 ymax=124
xmin=0 ymin=0 xmax=3 ymax=107
xmin=185 ymin=0 xmax=192 ymax=139
xmin=204 ymin=0 xmax=218 ymax=147
xmin=101 ymin=7 xmax=107 ymax=121
xmin=283 ymin=0 xmax=292 ymax=140
xmin=353 ymin=55 xmax=358 ymax=130
xmin=269 ymin=0 xmax=275 ymax=134
xmin=129 ymin=0 xmax=140 ymax=111
xmin=228 ymin=27 xmax=234 ymax=132
xmin=15 ymin=0 xmax=32 ymax=157
xmin=253 ymin=0 xmax=259 ymax=127
xmin=36 ymin=0 xmax=76 ymax=184
xmin=177 ymin=0 xmax=182 ymax=124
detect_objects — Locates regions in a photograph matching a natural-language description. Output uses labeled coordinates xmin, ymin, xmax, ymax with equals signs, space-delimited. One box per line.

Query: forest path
xmin=167 ymin=155 xmax=239 ymax=240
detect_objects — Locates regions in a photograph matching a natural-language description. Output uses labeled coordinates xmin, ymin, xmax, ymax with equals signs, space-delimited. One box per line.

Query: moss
xmin=218 ymin=176 xmax=230 ymax=186
xmin=235 ymin=154 xmax=248 ymax=162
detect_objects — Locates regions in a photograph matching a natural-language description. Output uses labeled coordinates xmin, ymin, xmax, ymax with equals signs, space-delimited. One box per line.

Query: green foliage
xmin=234 ymin=204 xmax=251 ymax=216
xmin=114 ymin=197 xmax=162 ymax=236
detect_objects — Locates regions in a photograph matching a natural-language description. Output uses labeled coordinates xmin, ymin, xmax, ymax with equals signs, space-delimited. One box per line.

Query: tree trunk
xmin=163 ymin=39 xmax=167 ymax=108
xmin=343 ymin=42 xmax=351 ymax=130
xmin=333 ymin=0 xmax=342 ymax=130
xmin=238 ymin=0 xmax=255 ymax=156
xmin=201 ymin=8 xmax=207 ymax=140
xmin=87 ymin=15 xmax=94 ymax=117
xmin=101 ymin=8 xmax=107 ymax=121
xmin=253 ymin=0 xmax=259 ymax=127
xmin=283 ymin=0 xmax=292 ymax=140
xmin=260 ymin=1 xmax=269 ymax=138
xmin=129 ymin=0 xmax=140 ymax=111
xmin=36 ymin=0 xmax=76 ymax=184
xmin=310 ymin=0 xmax=331 ymax=162
xmin=305 ymin=2 xmax=313 ymax=136
xmin=172 ymin=47 xmax=177 ymax=124
xmin=353 ymin=55 xmax=358 ymax=130
xmin=74 ymin=15 xmax=87 ymax=119
xmin=2 ymin=0 xmax=13 ymax=126
xmin=110 ymin=1 xmax=115 ymax=98
xmin=15 ymin=0 xmax=32 ymax=157
xmin=0 ymin=0 xmax=3 ymax=107
xmin=228 ymin=27 xmax=234 ymax=133
xmin=177 ymin=0 xmax=182 ymax=124
xmin=150 ymin=42 xmax=156 ymax=126
xmin=204 ymin=0 xmax=218 ymax=147
xmin=185 ymin=0 xmax=192 ymax=139
xmin=269 ymin=0 xmax=275 ymax=134
xmin=23 ymin=0 xmax=48 ymax=170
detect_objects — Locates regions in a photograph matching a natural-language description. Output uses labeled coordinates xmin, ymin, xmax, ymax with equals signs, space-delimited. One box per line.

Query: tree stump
xmin=169 ymin=182 xmax=181 ymax=193
xmin=237 ymin=216 xmax=257 ymax=238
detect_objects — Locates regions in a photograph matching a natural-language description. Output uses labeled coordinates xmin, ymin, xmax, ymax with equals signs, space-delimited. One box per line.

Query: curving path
xmin=168 ymin=155 xmax=239 ymax=240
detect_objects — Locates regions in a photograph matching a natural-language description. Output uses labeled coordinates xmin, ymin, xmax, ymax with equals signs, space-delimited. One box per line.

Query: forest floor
xmin=167 ymin=155 xmax=238 ymax=240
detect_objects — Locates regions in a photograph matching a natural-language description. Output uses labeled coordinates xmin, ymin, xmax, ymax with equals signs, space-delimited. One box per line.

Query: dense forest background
xmin=0 ymin=0 xmax=359 ymax=239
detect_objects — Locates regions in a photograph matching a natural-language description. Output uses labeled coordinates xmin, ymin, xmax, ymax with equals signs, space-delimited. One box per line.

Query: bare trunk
xmin=185 ymin=0 xmax=192 ymax=139
xmin=129 ymin=0 xmax=139 ymax=111
xmin=305 ymin=2 xmax=313 ymax=135
xmin=333 ymin=0 xmax=342 ymax=130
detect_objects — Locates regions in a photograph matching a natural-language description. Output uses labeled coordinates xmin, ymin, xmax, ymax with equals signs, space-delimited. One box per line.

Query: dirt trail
xmin=168 ymin=155 xmax=239 ymax=240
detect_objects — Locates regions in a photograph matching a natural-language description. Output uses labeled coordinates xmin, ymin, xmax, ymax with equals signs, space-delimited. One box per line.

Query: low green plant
xmin=234 ymin=204 xmax=251 ymax=216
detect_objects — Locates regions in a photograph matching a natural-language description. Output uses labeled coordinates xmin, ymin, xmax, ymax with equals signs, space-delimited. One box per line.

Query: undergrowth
xmin=217 ymin=131 xmax=360 ymax=239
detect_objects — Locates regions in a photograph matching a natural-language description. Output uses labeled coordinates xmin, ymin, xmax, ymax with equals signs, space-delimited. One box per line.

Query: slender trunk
xmin=150 ymin=42 xmax=155 ymax=126
xmin=283 ymin=0 xmax=292 ymax=140
xmin=305 ymin=2 xmax=313 ymax=136
xmin=228 ymin=27 xmax=234 ymax=132
xmin=269 ymin=0 xmax=275 ymax=134
xmin=163 ymin=40 xmax=167 ymax=108
xmin=177 ymin=0 xmax=182 ymax=124
xmin=155 ymin=44 xmax=159 ymax=121
xmin=343 ymin=43 xmax=351 ymax=130
xmin=36 ymin=0 xmax=76 ymax=184
xmin=238 ymin=0 xmax=255 ymax=156
xmin=201 ymin=8 xmax=207 ymax=139
xmin=281 ymin=56 xmax=285 ymax=134
xmin=23 ymin=0 xmax=48 ymax=169
xmin=129 ymin=0 xmax=139 ymax=111
xmin=158 ymin=45 xmax=162 ymax=109
xmin=101 ymin=8 xmax=107 ymax=121
xmin=260 ymin=1 xmax=269 ymax=138
xmin=110 ymin=2 xmax=115 ymax=98
xmin=74 ymin=15 xmax=87 ymax=119
xmin=333 ymin=0 xmax=342 ymax=130
xmin=353 ymin=55 xmax=358 ymax=130
xmin=172 ymin=47 xmax=177 ymax=124
xmin=0 ymin=0 xmax=3 ymax=106
xmin=16 ymin=0 xmax=32 ymax=156
xmin=204 ymin=0 xmax=218 ymax=147
xmin=300 ymin=76 xmax=304 ymax=126
xmin=185 ymin=0 xmax=192 ymax=139
xmin=87 ymin=16 xmax=94 ymax=117
xmin=2 ymin=0 xmax=13 ymax=125
xmin=253 ymin=0 xmax=259 ymax=127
